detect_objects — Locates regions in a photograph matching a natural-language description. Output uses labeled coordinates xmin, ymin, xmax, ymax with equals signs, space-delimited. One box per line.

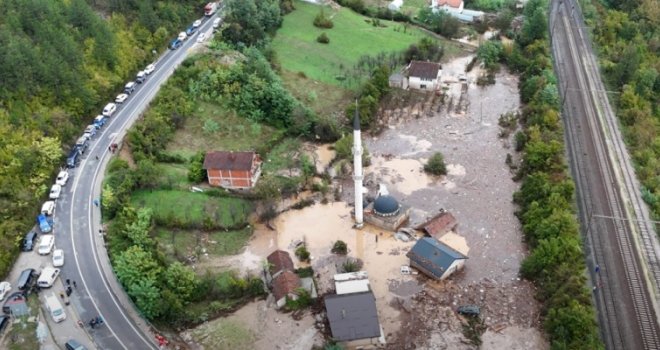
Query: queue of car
xmin=169 ymin=16 xmax=212 ymax=50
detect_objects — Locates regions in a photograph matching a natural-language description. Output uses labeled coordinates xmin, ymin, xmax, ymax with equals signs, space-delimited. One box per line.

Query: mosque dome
xmin=373 ymin=195 xmax=400 ymax=217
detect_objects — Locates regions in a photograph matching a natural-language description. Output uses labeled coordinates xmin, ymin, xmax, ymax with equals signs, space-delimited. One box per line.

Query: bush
xmin=341 ymin=258 xmax=360 ymax=273
xmin=285 ymin=288 xmax=312 ymax=310
xmin=313 ymin=10 xmax=334 ymax=28
xmin=331 ymin=240 xmax=348 ymax=255
xmin=317 ymin=33 xmax=330 ymax=44
xmin=424 ymin=152 xmax=447 ymax=175
xmin=188 ymin=152 xmax=206 ymax=183
xmin=295 ymin=246 xmax=311 ymax=262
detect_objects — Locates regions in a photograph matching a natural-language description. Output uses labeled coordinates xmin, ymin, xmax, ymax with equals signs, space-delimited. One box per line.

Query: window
xmin=420 ymin=84 xmax=427 ymax=89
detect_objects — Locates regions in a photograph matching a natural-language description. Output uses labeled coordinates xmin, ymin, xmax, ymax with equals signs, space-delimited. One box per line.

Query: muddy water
xmin=368 ymin=156 xmax=432 ymax=196
xmin=313 ymin=144 xmax=336 ymax=174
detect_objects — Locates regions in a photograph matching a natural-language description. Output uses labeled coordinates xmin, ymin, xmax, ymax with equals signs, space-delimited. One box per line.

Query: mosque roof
xmin=373 ymin=195 xmax=400 ymax=216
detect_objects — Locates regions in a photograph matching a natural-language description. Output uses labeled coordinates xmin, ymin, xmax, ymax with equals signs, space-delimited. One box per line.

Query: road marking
xmin=68 ymin=17 xmax=216 ymax=349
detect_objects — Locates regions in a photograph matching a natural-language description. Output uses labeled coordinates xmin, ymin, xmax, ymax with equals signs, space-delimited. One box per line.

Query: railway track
xmin=549 ymin=0 xmax=660 ymax=349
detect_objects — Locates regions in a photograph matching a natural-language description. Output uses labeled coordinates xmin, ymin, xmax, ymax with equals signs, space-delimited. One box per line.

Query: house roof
xmin=408 ymin=61 xmax=442 ymax=80
xmin=416 ymin=211 xmax=458 ymax=237
xmin=334 ymin=271 xmax=371 ymax=295
xmin=325 ymin=291 xmax=381 ymax=341
xmin=272 ymin=270 xmax=301 ymax=301
xmin=267 ymin=250 xmax=294 ymax=275
xmin=203 ymin=151 xmax=257 ymax=171
xmin=437 ymin=0 xmax=462 ymax=8
xmin=406 ymin=237 xmax=468 ymax=279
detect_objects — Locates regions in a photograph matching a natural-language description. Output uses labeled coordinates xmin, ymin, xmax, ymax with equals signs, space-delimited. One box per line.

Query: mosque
xmin=352 ymin=107 xmax=411 ymax=231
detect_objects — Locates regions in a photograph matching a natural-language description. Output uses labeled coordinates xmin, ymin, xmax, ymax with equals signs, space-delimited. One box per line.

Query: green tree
xmin=332 ymin=240 xmax=348 ymax=255
xmin=124 ymin=208 xmax=154 ymax=249
xmin=164 ymin=262 xmax=198 ymax=302
xmin=477 ymin=41 xmax=503 ymax=70
xmin=129 ymin=278 xmax=162 ymax=319
xmin=424 ymin=152 xmax=448 ymax=175
xmin=188 ymin=151 xmax=207 ymax=183
xmin=114 ymin=246 xmax=162 ymax=288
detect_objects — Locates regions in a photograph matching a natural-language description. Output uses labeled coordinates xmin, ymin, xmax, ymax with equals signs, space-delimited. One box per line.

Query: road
xmin=549 ymin=0 xmax=660 ymax=349
xmin=53 ymin=14 xmax=219 ymax=350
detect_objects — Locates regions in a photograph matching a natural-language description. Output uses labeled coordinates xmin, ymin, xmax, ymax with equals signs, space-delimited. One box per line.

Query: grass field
xmin=280 ymin=70 xmax=353 ymax=116
xmin=166 ymin=101 xmax=285 ymax=159
xmin=155 ymin=163 xmax=190 ymax=189
xmin=131 ymin=190 xmax=252 ymax=229
xmin=273 ymin=0 xmax=433 ymax=85
xmin=154 ymin=227 xmax=252 ymax=263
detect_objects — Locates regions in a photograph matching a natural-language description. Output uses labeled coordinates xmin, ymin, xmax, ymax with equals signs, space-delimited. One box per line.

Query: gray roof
xmin=406 ymin=237 xmax=467 ymax=279
xmin=325 ymin=291 xmax=381 ymax=341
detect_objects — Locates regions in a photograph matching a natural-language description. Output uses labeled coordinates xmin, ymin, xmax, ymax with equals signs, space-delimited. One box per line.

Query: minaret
xmin=352 ymin=101 xmax=364 ymax=228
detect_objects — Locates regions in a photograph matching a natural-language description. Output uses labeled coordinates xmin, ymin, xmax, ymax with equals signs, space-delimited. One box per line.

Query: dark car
xmin=168 ymin=39 xmax=182 ymax=50
xmin=65 ymin=339 xmax=88 ymax=350
xmin=457 ymin=305 xmax=480 ymax=317
xmin=0 ymin=315 xmax=9 ymax=334
xmin=16 ymin=268 xmax=37 ymax=291
xmin=67 ymin=147 xmax=81 ymax=168
xmin=3 ymin=291 xmax=26 ymax=314
xmin=185 ymin=25 xmax=197 ymax=36
xmin=21 ymin=231 xmax=38 ymax=252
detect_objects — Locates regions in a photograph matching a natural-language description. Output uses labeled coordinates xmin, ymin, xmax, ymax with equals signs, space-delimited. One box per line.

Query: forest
xmin=0 ymin=0 xmax=204 ymax=278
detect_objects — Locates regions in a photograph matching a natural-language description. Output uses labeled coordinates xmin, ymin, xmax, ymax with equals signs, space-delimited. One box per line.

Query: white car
xmin=0 ymin=281 xmax=11 ymax=301
xmin=49 ymin=184 xmax=62 ymax=199
xmin=52 ymin=249 xmax=64 ymax=267
xmin=193 ymin=19 xmax=202 ymax=28
xmin=144 ymin=63 xmax=156 ymax=75
xmin=41 ymin=201 xmax=55 ymax=216
xmin=38 ymin=235 xmax=55 ymax=255
xmin=56 ymin=170 xmax=69 ymax=186
xmin=196 ymin=32 xmax=207 ymax=43
xmin=213 ymin=18 xmax=221 ymax=29
xmin=178 ymin=32 xmax=187 ymax=41
xmin=102 ymin=102 xmax=117 ymax=117
xmin=115 ymin=93 xmax=129 ymax=103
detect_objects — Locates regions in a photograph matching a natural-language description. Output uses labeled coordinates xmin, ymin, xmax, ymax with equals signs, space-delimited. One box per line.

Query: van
xmin=102 ymin=103 xmax=117 ymax=117
xmin=67 ymin=148 xmax=81 ymax=168
xmin=38 ymin=235 xmax=55 ymax=255
xmin=75 ymin=136 xmax=88 ymax=154
xmin=17 ymin=268 xmax=37 ymax=290
xmin=37 ymin=267 xmax=60 ymax=288
xmin=124 ymin=82 xmax=136 ymax=94
xmin=45 ymin=294 xmax=66 ymax=323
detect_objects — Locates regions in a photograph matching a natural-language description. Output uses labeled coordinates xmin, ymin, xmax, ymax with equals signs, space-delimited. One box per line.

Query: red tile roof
xmin=272 ymin=270 xmax=301 ymax=301
xmin=203 ymin=151 xmax=257 ymax=171
xmin=408 ymin=61 xmax=442 ymax=80
xmin=416 ymin=211 xmax=458 ymax=237
xmin=437 ymin=0 xmax=462 ymax=8
xmin=267 ymin=250 xmax=294 ymax=275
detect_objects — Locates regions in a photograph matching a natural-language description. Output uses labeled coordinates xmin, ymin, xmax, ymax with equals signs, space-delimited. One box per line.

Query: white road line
xmin=68 ymin=18 xmax=215 ymax=349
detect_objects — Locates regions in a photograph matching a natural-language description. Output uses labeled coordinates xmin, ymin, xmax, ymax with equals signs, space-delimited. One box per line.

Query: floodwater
xmin=313 ymin=144 xmax=336 ymax=174
xmin=369 ymin=156 xmax=431 ymax=196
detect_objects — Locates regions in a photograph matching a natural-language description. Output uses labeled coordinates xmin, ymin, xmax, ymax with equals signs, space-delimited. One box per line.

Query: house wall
xmin=409 ymin=76 xmax=438 ymax=91
xmin=440 ymin=260 xmax=465 ymax=280
xmin=207 ymin=166 xmax=260 ymax=189
xmin=342 ymin=336 xmax=382 ymax=349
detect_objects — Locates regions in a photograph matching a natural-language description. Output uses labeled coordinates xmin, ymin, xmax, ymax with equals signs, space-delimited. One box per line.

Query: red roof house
xmin=416 ymin=211 xmax=458 ymax=238
xmin=272 ymin=270 xmax=301 ymax=308
xmin=203 ymin=151 xmax=262 ymax=189
xmin=436 ymin=0 xmax=464 ymax=11
xmin=267 ymin=250 xmax=295 ymax=278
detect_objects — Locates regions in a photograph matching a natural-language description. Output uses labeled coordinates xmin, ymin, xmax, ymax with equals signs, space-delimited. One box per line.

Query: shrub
xmin=313 ymin=10 xmax=334 ymax=28
xmin=295 ymin=246 xmax=311 ymax=262
xmin=331 ymin=240 xmax=348 ymax=255
xmin=295 ymin=267 xmax=314 ymax=278
xmin=424 ymin=152 xmax=447 ymax=175
xmin=317 ymin=33 xmax=330 ymax=44
xmin=341 ymin=258 xmax=360 ymax=273
xmin=285 ymin=288 xmax=312 ymax=310
xmin=187 ymin=151 xmax=206 ymax=183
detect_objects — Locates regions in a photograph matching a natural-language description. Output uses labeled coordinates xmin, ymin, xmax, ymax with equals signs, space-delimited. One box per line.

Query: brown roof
xmin=203 ymin=151 xmax=257 ymax=171
xmin=408 ymin=61 xmax=442 ymax=80
xmin=267 ymin=250 xmax=294 ymax=275
xmin=437 ymin=0 xmax=462 ymax=8
xmin=272 ymin=270 xmax=301 ymax=301
xmin=415 ymin=211 xmax=457 ymax=237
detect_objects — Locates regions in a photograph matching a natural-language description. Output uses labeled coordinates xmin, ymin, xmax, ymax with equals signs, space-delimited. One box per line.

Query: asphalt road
xmin=550 ymin=0 xmax=660 ymax=349
xmin=53 ymin=14 xmax=219 ymax=350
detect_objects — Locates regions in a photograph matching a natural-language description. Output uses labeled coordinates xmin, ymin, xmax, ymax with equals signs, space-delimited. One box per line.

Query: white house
xmin=407 ymin=61 xmax=442 ymax=91
xmin=431 ymin=0 xmax=484 ymax=22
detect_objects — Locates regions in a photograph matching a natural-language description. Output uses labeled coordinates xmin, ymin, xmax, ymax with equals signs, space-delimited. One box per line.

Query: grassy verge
xmin=154 ymin=227 xmax=253 ymax=263
xmin=273 ymin=0 xmax=432 ymax=85
xmin=165 ymin=101 xmax=285 ymax=159
xmin=131 ymin=190 xmax=252 ymax=229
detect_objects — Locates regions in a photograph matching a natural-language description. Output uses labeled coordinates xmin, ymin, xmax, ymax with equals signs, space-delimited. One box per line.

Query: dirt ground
xmin=182 ymin=55 xmax=547 ymax=349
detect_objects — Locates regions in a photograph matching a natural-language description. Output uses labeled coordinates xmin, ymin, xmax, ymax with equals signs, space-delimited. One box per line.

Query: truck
xmin=204 ymin=2 xmax=218 ymax=16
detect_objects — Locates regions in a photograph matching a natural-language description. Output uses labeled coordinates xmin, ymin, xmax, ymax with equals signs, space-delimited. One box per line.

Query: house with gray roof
xmin=406 ymin=237 xmax=468 ymax=280
xmin=324 ymin=291 xmax=385 ymax=347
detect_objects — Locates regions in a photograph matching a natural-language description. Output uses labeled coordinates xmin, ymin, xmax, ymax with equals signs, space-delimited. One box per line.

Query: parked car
xmin=124 ymin=82 xmax=136 ymax=94
xmin=169 ymin=39 xmax=182 ymax=50
xmin=56 ymin=170 xmax=69 ymax=186
xmin=41 ymin=201 xmax=55 ymax=216
xmin=178 ymin=32 xmax=187 ymax=41
xmin=49 ymin=184 xmax=62 ymax=199
xmin=457 ymin=305 xmax=480 ymax=317
xmin=213 ymin=18 xmax=221 ymax=29
xmin=0 ymin=282 xmax=11 ymax=301
xmin=2 ymin=291 xmax=26 ymax=313
xmin=65 ymin=339 xmax=88 ymax=350
xmin=37 ymin=214 xmax=53 ymax=233
xmin=67 ymin=148 xmax=81 ymax=169
xmin=84 ymin=125 xmax=97 ymax=138
xmin=21 ymin=231 xmax=38 ymax=252
xmin=38 ymin=235 xmax=55 ymax=255
xmin=37 ymin=267 xmax=60 ymax=288
xmin=193 ymin=19 xmax=202 ymax=28
xmin=196 ymin=32 xmax=207 ymax=43
xmin=52 ymin=249 xmax=64 ymax=267
xmin=75 ymin=136 xmax=89 ymax=154
xmin=144 ymin=63 xmax=156 ymax=75
xmin=115 ymin=93 xmax=129 ymax=104
xmin=16 ymin=268 xmax=38 ymax=290
xmin=102 ymin=103 xmax=117 ymax=117
xmin=94 ymin=114 xmax=107 ymax=128
xmin=136 ymin=71 xmax=146 ymax=84
xmin=0 ymin=315 xmax=9 ymax=334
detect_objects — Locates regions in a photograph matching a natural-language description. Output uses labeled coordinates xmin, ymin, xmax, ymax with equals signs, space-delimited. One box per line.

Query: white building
xmin=334 ymin=271 xmax=371 ymax=295
xmin=407 ymin=61 xmax=442 ymax=91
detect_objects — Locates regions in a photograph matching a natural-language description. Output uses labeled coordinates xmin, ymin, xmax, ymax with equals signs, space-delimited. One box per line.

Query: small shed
xmin=389 ymin=72 xmax=408 ymax=89
xmin=406 ymin=237 xmax=468 ymax=280
xmin=416 ymin=211 xmax=458 ymax=238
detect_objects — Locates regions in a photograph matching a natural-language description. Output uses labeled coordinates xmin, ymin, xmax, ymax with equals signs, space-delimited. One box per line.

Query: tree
xmin=424 ymin=152 xmax=448 ymax=175
xmin=331 ymin=240 xmax=348 ymax=255
xmin=317 ymin=33 xmax=330 ymax=44
xmin=314 ymin=9 xmax=334 ymax=28
xmin=295 ymin=246 xmax=311 ymax=262
xmin=477 ymin=41 xmax=503 ymax=70
xmin=164 ymin=262 xmax=198 ymax=302
xmin=124 ymin=208 xmax=154 ymax=249
xmin=129 ymin=278 xmax=162 ymax=319
xmin=114 ymin=246 xmax=162 ymax=288
xmin=188 ymin=152 xmax=207 ymax=183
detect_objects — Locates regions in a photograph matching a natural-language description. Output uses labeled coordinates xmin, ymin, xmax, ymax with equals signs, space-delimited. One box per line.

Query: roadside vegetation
xmin=495 ymin=0 xmax=603 ymax=347
xmin=580 ymin=0 xmax=659 ymax=223
xmin=0 ymin=0 xmax=203 ymax=278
